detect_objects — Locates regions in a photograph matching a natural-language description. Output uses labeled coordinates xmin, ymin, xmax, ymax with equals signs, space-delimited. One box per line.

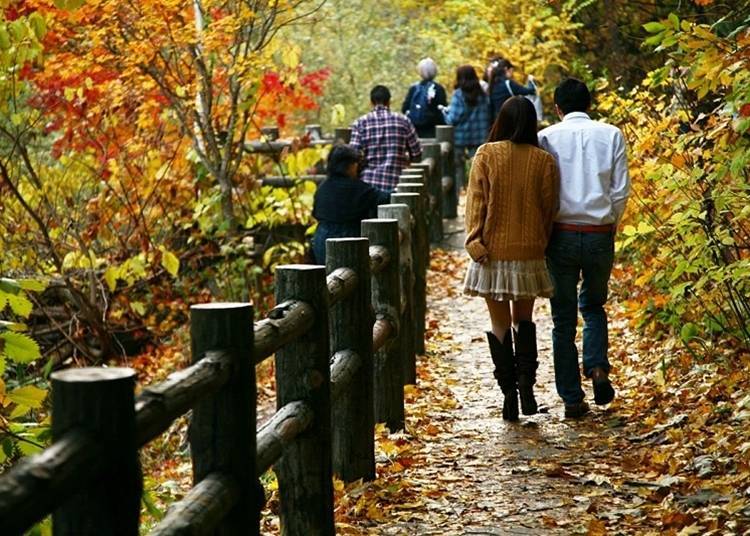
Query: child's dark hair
xmin=487 ymin=96 xmax=539 ymax=146
xmin=327 ymin=144 xmax=361 ymax=176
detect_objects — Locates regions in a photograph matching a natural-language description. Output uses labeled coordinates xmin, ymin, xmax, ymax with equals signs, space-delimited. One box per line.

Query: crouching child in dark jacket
xmin=312 ymin=144 xmax=391 ymax=264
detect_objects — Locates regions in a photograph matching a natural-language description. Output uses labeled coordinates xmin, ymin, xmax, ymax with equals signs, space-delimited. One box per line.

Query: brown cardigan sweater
xmin=465 ymin=141 xmax=560 ymax=262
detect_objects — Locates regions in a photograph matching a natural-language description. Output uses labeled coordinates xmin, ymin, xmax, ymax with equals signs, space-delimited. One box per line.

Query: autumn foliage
xmin=1 ymin=0 xmax=750 ymax=532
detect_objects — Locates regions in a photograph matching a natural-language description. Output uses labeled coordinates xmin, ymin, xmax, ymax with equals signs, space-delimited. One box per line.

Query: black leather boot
xmin=487 ymin=331 xmax=519 ymax=421
xmin=513 ymin=321 xmax=539 ymax=415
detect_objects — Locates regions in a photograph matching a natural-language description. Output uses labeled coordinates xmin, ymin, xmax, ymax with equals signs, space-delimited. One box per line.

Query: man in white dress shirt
xmin=538 ymin=79 xmax=630 ymax=418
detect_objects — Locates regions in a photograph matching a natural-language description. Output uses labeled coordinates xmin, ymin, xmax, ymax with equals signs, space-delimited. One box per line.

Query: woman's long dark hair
xmin=454 ymin=65 xmax=482 ymax=107
xmin=489 ymin=59 xmax=513 ymax=88
xmin=487 ymin=96 xmax=539 ymax=146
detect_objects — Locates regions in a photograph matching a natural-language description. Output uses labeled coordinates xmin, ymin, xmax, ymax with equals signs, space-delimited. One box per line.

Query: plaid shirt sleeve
xmin=349 ymin=119 xmax=362 ymax=151
xmin=444 ymin=92 xmax=467 ymax=126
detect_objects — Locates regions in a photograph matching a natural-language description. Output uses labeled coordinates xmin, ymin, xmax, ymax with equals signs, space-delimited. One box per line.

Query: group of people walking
xmin=311 ymin=58 xmax=630 ymax=419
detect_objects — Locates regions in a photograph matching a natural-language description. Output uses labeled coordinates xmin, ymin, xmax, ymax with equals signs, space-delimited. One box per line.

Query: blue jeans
xmin=545 ymin=230 xmax=615 ymax=405
xmin=312 ymin=221 xmax=360 ymax=265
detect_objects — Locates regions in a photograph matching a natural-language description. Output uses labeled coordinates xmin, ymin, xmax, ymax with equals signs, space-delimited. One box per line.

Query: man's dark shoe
xmin=564 ymin=401 xmax=590 ymax=419
xmin=591 ymin=367 xmax=615 ymax=405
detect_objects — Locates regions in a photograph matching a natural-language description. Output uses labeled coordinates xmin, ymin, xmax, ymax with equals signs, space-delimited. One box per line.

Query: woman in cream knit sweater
xmin=464 ymin=96 xmax=560 ymax=421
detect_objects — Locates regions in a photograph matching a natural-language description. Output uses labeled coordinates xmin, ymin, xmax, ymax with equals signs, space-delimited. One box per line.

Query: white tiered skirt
xmin=463 ymin=259 xmax=554 ymax=301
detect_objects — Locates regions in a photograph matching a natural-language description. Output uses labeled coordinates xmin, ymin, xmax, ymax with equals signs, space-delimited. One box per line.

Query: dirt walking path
xmin=258 ymin=218 xmax=750 ymax=535
xmin=355 ymin=243 xmax=628 ymax=535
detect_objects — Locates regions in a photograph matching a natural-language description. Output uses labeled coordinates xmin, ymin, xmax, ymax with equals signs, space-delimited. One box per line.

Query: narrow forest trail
xmin=350 ymin=240 xmax=626 ymax=535
xmin=260 ymin=223 xmax=750 ymax=536
xmin=327 ymin=219 xmax=750 ymax=536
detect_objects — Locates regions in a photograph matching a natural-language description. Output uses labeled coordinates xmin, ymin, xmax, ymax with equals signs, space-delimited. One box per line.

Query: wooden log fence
xmin=252 ymin=125 xmax=455 ymax=247
xmin=0 ymin=177 xmax=434 ymax=535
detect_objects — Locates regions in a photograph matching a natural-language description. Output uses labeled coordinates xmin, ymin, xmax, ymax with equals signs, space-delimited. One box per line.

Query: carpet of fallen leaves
xmin=134 ymin=239 xmax=750 ymax=535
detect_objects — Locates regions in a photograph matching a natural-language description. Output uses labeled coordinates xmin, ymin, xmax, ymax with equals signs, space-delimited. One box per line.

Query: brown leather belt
xmin=554 ymin=223 xmax=613 ymax=233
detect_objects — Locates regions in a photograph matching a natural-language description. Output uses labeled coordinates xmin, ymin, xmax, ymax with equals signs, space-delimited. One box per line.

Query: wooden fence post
xmin=378 ymin=204 xmax=416 ymax=386
xmin=436 ymin=125 xmax=457 ymax=219
xmin=334 ymin=128 xmax=351 ymax=144
xmin=190 ymin=303 xmax=259 ymax=535
xmin=326 ymin=238 xmax=375 ymax=482
xmin=397 ymin=178 xmax=430 ymax=270
xmin=51 ymin=367 xmax=140 ymax=535
xmin=305 ymin=124 xmax=323 ymax=140
xmin=392 ymin=190 xmax=428 ymax=356
xmin=362 ymin=219 xmax=404 ymax=431
xmin=421 ymin=142 xmax=444 ymax=243
xmin=274 ymin=266 xmax=334 ymax=535
xmin=261 ymin=126 xmax=280 ymax=141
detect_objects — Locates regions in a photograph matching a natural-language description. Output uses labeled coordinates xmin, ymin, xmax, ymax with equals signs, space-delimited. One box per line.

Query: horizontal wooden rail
xmin=330 ymin=350 xmax=362 ymax=402
xmin=256 ymin=401 xmax=314 ymax=477
xmin=253 ymin=300 xmax=315 ymax=364
xmin=244 ymin=138 xmax=333 ymax=154
xmin=261 ymin=175 xmax=326 ymax=187
xmin=327 ymin=267 xmax=358 ymax=307
xmin=372 ymin=317 xmax=394 ymax=353
xmin=369 ymin=245 xmax=390 ymax=274
xmin=0 ymin=430 xmax=106 ymax=534
xmin=150 ymin=472 xmax=240 ymax=535
xmin=135 ymin=351 xmax=231 ymax=447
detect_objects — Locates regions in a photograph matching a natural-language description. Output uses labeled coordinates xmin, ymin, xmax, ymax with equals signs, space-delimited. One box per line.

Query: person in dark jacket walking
xmin=312 ymin=145 xmax=390 ymax=264
xmin=489 ymin=59 xmax=536 ymax=121
xmin=402 ymin=57 xmax=448 ymax=138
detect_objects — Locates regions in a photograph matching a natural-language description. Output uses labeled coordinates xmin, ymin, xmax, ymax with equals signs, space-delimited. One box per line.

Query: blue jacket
xmin=442 ymin=89 xmax=491 ymax=148
xmin=489 ymin=78 xmax=536 ymax=120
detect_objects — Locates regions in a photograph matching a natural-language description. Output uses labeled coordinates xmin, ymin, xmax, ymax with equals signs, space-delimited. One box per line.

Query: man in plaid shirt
xmin=350 ymin=85 xmax=423 ymax=193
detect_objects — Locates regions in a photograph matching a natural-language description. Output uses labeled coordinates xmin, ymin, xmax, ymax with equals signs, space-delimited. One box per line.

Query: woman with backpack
xmin=402 ymin=57 xmax=447 ymax=138
xmin=463 ymin=97 xmax=560 ymax=422
xmin=441 ymin=65 xmax=491 ymax=194
xmin=489 ymin=59 xmax=537 ymax=121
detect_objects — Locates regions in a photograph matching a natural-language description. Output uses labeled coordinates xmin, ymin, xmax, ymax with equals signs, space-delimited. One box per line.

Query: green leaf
xmin=0 ymin=331 xmax=41 ymax=363
xmin=17 ymin=279 xmax=47 ymax=292
xmin=680 ymin=323 xmax=699 ymax=343
xmin=637 ymin=221 xmax=656 ymax=235
xmin=667 ymin=12 xmax=679 ymax=29
xmin=160 ymin=248 xmax=180 ymax=277
xmin=17 ymin=438 xmax=43 ymax=456
xmin=103 ymin=266 xmax=118 ymax=292
xmin=0 ymin=278 xmax=21 ymax=294
xmin=622 ymin=225 xmax=637 ymax=237
xmin=142 ymin=489 xmax=165 ymax=521
xmin=644 ymin=33 xmax=664 ymax=46
xmin=643 ymin=21 xmax=665 ymax=33
xmin=6 ymin=293 xmax=33 ymax=317
xmin=130 ymin=301 xmax=146 ymax=316
xmin=1 ymin=437 xmax=14 ymax=459
xmin=9 ymin=404 xmax=31 ymax=419
xmin=7 ymin=385 xmax=47 ymax=408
